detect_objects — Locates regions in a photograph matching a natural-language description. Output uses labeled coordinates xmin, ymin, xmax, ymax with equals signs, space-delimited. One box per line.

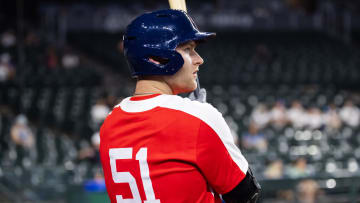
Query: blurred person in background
xmin=270 ymin=100 xmax=288 ymax=129
xmin=323 ymin=103 xmax=342 ymax=131
xmin=286 ymin=100 xmax=307 ymax=129
xmin=306 ymin=107 xmax=323 ymax=130
xmin=77 ymin=135 xmax=100 ymax=166
xmin=285 ymin=157 xmax=311 ymax=179
xmin=90 ymin=97 xmax=110 ymax=129
xmin=10 ymin=114 xmax=34 ymax=149
xmin=251 ymin=103 xmax=271 ymax=130
xmin=0 ymin=53 xmax=15 ymax=83
xmin=263 ymin=159 xmax=284 ymax=179
xmin=0 ymin=30 xmax=16 ymax=49
xmin=339 ymin=100 xmax=360 ymax=128
xmin=242 ymin=122 xmax=268 ymax=153
xmin=10 ymin=114 xmax=35 ymax=166
xmin=296 ymin=179 xmax=325 ymax=203
xmin=83 ymin=133 xmax=105 ymax=193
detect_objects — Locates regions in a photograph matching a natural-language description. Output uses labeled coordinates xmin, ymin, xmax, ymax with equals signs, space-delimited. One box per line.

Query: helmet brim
xmin=193 ymin=32 xmax=216 ymax=43
xmin=179 ymin=32 xmax=216 ymax=46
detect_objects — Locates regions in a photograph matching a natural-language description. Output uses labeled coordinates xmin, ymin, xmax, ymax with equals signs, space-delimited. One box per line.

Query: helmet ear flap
xmin=128 ymin=48 xmax=184 ymax=77
xmin=148 ymin=56 xmax=170 ymax=65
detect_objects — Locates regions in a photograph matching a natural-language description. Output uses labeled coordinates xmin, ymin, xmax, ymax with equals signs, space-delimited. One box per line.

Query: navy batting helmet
xmin=123 ymin=9 xmax=215 ymax=77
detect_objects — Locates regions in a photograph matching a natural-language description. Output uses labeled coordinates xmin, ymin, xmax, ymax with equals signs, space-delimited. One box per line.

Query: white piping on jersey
xmin=118 ymin=95 xmax=249 ymax=174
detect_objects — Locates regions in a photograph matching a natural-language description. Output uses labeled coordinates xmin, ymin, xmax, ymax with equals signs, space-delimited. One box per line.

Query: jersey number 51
xmin=109 ymin=147 xmax=160 ymax=203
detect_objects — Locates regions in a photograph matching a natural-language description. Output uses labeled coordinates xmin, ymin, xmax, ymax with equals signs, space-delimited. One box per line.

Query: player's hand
xmin=189 ymin=88 xmax=207 ymax=103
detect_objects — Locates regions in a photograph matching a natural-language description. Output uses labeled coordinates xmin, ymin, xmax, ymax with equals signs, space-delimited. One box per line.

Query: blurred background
xmin=1 ymin=0 xmax=360 ymax=202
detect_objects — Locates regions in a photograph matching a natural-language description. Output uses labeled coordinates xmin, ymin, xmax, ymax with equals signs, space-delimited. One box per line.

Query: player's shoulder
xmin=103 ymin=94 xmax=225 ymax=126
xmin=162 ymin=95 xmax=224 ymax=124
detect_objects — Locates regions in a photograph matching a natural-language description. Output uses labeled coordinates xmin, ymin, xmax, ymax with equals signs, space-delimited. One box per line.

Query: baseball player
xmin=100 ymin=9 xmax=260 ymax=203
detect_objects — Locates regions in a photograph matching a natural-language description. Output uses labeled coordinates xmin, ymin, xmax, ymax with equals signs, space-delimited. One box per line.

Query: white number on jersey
xmin=109 ymin=148 xmax=160 ymax=203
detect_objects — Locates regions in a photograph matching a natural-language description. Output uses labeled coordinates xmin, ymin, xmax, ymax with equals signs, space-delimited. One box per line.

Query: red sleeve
xmin=196 ymin=121 xmax=247 ymax=194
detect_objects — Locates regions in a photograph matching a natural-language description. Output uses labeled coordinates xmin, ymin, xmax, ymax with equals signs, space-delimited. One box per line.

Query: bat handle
xmin=194 ymin=77 xmax=200 ymax=99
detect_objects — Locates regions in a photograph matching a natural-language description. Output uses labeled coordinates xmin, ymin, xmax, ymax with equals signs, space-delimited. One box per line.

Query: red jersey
xmin=100 ymin=94 xmax=248 ymax=203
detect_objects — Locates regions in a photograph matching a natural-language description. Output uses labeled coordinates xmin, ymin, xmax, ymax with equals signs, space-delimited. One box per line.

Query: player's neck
xmin=134 ymin=78 xmax=173 ymax=96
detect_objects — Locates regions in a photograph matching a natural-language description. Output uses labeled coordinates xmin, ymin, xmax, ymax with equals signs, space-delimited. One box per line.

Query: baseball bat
xmin=168 ymin=0 xmax=201 ymax=99
xmin=168 ymin=0 xmax=187 ymax=12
